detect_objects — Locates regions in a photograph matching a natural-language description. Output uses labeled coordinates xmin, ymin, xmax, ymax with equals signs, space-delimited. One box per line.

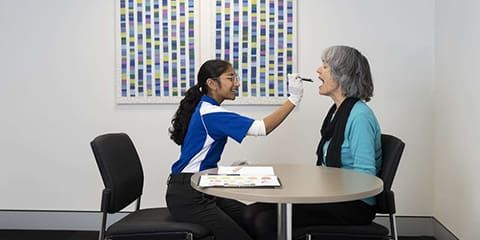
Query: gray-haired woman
xmin=244 ymin=46 xmax=382 ymax=240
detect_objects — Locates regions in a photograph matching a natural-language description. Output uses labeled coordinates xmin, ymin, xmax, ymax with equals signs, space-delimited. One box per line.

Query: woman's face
xmin=316 ymin=62 xmax=340 ymax=97
xmin=215 ymin=67 xmax=240 ymax=101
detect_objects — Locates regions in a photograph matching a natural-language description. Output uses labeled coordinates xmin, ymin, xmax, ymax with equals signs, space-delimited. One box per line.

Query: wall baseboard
xmin=0 ymin=210 xmax=457 ymax=239
xmin=0 ymin=210 xmax=127 ymax=231
xmin=374 ymin=215 xmax=457 ymax=240
xmin=431 ymin=217 xmax=459 ymax=240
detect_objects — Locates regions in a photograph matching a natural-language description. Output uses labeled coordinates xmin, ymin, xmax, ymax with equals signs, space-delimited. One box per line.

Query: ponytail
xmin=169 ymin=85 xmax=203 ymax=145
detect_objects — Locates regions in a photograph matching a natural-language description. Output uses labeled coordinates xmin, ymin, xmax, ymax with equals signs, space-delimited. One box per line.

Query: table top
xmin=191 ymin=164 xmax=384 ymax=204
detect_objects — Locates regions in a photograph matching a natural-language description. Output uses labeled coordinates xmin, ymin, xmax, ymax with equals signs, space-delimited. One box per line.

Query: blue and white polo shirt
xmin=171 ymin=95 xmax=255 ymax=174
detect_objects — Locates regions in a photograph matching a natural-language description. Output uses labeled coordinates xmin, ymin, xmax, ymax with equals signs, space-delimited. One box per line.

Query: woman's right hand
xmin=287 ymin=73 xmax=304 ymax=106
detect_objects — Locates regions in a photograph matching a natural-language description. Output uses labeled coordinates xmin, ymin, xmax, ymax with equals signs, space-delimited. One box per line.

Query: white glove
xmin=287 ymin=73 xmax=303 ymax=106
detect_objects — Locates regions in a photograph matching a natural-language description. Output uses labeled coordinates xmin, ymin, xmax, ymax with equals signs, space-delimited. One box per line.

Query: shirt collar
xmin=201 ymin=95 xmax=220 ymax=106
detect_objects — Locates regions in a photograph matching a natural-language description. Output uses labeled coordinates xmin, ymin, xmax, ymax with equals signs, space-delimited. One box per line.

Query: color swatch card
xmin=199 ymin=175 xmax=281 ymax=188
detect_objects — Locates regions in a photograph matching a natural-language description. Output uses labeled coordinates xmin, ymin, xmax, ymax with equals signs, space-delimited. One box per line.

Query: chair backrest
xmin=90 ymin=133 xmax=144 ymax=213
xmin=375 ymin=134 xmax=405 ymax=214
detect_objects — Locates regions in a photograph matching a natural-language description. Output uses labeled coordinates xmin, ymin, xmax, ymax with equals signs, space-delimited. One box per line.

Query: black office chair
xmin=90 ymin=133 xmax=213 ymax=240
xmin=294 ymin=134 xmax=405 ymax=240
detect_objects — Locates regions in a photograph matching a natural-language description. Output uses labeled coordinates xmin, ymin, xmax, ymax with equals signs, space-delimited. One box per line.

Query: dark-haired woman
xmin=244 ymin=46 xmax=382 ymax=240
xmin=166 ymin=59 xmax=303 ymax=240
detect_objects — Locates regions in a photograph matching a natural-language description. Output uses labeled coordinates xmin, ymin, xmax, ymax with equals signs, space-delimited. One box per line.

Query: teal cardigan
xmin=322 ymin=101 xmax=382 ymax=205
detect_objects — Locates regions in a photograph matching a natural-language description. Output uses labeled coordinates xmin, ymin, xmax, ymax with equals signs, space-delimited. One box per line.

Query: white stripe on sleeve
xmin=247 ymin=120 xmax=266 ymax=136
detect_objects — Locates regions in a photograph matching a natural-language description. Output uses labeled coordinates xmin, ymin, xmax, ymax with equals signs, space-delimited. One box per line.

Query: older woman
xmin=244 ymin=46 xmax=382 ymax=240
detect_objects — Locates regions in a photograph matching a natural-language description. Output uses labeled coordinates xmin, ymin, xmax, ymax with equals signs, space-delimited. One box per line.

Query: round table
xmin=191 ymin=164 xmax=383 ymax=240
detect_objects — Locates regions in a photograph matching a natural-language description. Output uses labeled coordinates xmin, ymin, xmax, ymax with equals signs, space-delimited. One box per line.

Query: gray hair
xmin=321 ymin=45 xmax=374 ymax=101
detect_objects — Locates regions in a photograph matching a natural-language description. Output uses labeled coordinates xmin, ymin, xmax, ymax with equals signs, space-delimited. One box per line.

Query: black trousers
xmin=243 ymin=201 xmax=376 ymax=240
xmin=166 ymin=173 xmax=253 ymax=240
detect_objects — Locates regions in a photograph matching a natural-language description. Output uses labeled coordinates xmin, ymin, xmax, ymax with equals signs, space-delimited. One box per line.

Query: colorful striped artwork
xmin=116 ymin=0 xmax=295 ymax=104
xmin=215 ymin=0 xmax=296 ymax=104
xmin=117 ymin=0 xmax=197 ymax=103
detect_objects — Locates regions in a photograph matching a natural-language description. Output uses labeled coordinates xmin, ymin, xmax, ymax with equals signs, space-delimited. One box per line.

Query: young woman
xmin=166 ymin=59 xmax=303 ymax=240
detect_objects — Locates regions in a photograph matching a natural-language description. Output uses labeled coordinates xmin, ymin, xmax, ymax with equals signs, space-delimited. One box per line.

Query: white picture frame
xmin=115 ymin=0 xmax=297 ymax=105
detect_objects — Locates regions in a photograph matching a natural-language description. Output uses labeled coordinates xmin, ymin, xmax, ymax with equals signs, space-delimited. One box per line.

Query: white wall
xmin=433 ymin=1 xmax=480 ymax=239
xmin=0 ymin=0 xmax=434 ymax=218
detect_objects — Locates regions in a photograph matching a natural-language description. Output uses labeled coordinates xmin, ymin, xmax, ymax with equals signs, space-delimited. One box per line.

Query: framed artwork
xmin=116 ymin=0 xmax=199 ymax=104
xmin=116 ymin=0 xmax=296 ymax=105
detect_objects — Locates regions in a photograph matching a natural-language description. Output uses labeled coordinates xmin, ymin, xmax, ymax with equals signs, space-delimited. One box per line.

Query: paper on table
xmin=217 ymin=166 xmax=275 ymax=176
xmin=198 ymin=175 xmax=281 ymax=188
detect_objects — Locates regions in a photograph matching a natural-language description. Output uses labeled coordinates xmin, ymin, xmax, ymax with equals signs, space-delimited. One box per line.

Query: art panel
xmin=116 ymin=0 xmax=296 ymax=104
